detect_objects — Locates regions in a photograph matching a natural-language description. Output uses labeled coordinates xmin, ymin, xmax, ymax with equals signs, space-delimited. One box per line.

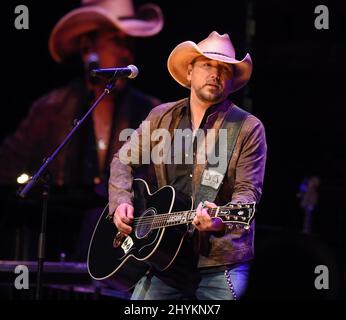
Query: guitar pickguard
xmin=138 ymin=229 xmax=161 ymax=254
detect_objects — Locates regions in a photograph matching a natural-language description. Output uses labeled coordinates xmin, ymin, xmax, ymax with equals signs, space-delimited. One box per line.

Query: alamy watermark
xmin=118 ymin=123 xmax=229 ymax=171
xmin=314 ymin=5 xmax=329 ymax=30
xmin=13 ymin=5 xmax=329 ymax=31
xmin=314 ymin=265 xmax=329 ymax=290
xmin=14 ymin=5 xmax=29 ymax=30
xmin=14 ymin=265 xmax=29 ymax=290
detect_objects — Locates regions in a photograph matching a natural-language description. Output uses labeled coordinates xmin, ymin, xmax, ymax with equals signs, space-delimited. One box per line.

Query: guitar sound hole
xmin=135 ymin=208 xmax=156 ymax=239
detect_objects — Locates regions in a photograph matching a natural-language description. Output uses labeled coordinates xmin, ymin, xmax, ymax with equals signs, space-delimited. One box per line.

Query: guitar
xmin=87 ymin=178 xmax=255 ymax=291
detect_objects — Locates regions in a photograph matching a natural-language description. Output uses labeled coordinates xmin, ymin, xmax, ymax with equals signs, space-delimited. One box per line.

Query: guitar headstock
xmin=214 ymin=202 xmax=256 ymax=229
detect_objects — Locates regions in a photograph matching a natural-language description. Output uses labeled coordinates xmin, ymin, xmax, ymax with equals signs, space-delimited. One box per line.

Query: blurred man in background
xmin=0 ymin=0 xmax=163 ymax=261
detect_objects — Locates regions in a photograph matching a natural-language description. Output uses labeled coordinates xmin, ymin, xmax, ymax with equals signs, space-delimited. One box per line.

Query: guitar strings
xmin=130 ymin=209 xmax=200 ymax=227
xmin=127 ymin=208 xmax=249 ymax=227
xmin=107 ymin=205 xmax=252 ymax=229
xmin=129 ymin=206 xmax=248 ymax=223
xmin=130 ymin=207 xmax=216 ymax=223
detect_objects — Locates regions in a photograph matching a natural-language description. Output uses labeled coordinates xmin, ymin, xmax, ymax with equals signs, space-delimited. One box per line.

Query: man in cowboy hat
xmin=0 ymin=0 xmax=164 ymax=260
xmin=110 ymin=31 xmax=267 ymax=299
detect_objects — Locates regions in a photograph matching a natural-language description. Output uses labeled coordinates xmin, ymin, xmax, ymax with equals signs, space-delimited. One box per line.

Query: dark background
xmin=1 ymin=0 xmax=346 ymax=299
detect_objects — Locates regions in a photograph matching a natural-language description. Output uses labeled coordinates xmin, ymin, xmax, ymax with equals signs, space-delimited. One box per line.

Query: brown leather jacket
xmin=109 ymin=97 xmax=267 ymax=267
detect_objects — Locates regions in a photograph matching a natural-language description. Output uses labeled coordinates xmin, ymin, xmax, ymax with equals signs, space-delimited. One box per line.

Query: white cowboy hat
xmin=49 ymin=0 xmax=164 ymax=63
xmin=167 ymin=31 xmax=252 ymax=93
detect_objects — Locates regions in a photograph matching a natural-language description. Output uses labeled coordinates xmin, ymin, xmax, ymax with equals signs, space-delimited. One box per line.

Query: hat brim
xmin=167 ymin=41 xmax=252 ymax=93
xmin=49 ymin=4 xmax=163 ymax=63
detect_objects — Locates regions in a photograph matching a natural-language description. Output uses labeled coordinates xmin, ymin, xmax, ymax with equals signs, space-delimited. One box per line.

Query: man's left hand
xmin=193 ymin=201 xmax=226 ymax=232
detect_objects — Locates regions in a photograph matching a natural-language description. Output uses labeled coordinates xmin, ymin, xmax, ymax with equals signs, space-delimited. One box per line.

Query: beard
xmin=195 ymin=83 xmax=226 ymax=104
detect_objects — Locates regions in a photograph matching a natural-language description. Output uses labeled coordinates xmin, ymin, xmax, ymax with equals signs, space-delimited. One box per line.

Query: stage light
xmin=17 ymin=173 xmax=31 ymax=184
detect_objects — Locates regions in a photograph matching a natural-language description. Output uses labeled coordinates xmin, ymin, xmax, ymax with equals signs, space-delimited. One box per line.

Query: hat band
xmin=203 ymin=51 xmax=232 ymax=58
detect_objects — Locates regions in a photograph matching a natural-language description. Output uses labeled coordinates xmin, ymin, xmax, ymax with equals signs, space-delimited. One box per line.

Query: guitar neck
xmin=150 ymin=205 xmax=252 ymax=229
xmin=151 ymin=209 xmax=198 ymax=229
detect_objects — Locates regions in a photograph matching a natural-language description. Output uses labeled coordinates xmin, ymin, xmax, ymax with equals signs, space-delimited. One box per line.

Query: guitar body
xmin=87 ymin=179 xmax=192 ymax=291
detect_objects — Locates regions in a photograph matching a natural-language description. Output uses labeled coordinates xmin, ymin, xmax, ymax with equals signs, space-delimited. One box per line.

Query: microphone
xmin=91 ymin=64 xmax=139 ymax=79
xmin=86 ymin=53 xmax=100 ymax=71
xmin=86 ymin=53 xmax=100 ymax=84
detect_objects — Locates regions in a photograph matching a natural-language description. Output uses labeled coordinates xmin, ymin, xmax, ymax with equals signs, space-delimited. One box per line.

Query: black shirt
xmin=152 ymin=100 xmax=225 ymax=292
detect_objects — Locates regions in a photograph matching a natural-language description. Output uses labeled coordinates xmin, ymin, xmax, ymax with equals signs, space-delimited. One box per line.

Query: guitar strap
xmin=194 ymin=104 xmax=249 ymax=207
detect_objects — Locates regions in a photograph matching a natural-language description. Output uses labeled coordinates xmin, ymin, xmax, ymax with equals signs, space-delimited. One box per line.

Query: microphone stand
xmin=18 ymin=78 xmax=118 ymax=300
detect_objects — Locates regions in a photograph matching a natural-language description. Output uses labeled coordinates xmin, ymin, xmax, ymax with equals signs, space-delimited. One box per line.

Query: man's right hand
xmin=113 ymin=203 xmax=134 ymax=235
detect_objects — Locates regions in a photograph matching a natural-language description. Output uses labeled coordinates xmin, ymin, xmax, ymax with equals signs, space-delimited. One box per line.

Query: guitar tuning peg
xmin=244 ymin=225 xmax=250 ymax=231
xmin=237 ymin=203 xmax=242 ymax=208
xmin=245 ymin=204 xmax=250 ymax=209
xmin=227 ymin=224 xmax=233 ymax=230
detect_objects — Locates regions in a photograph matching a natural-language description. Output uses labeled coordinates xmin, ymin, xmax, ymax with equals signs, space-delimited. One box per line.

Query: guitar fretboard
xmin=152 ymin=210 xmax=197 ymax=229
xmin=145 ymin=206 xmax=252 ymax=229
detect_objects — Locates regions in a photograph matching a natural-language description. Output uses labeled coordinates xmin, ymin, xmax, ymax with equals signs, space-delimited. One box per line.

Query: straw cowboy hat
xmin=167 ymin=31 xmax=252 ymax=93
xmin=49 ymin=0 xmax=164 ymax=63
